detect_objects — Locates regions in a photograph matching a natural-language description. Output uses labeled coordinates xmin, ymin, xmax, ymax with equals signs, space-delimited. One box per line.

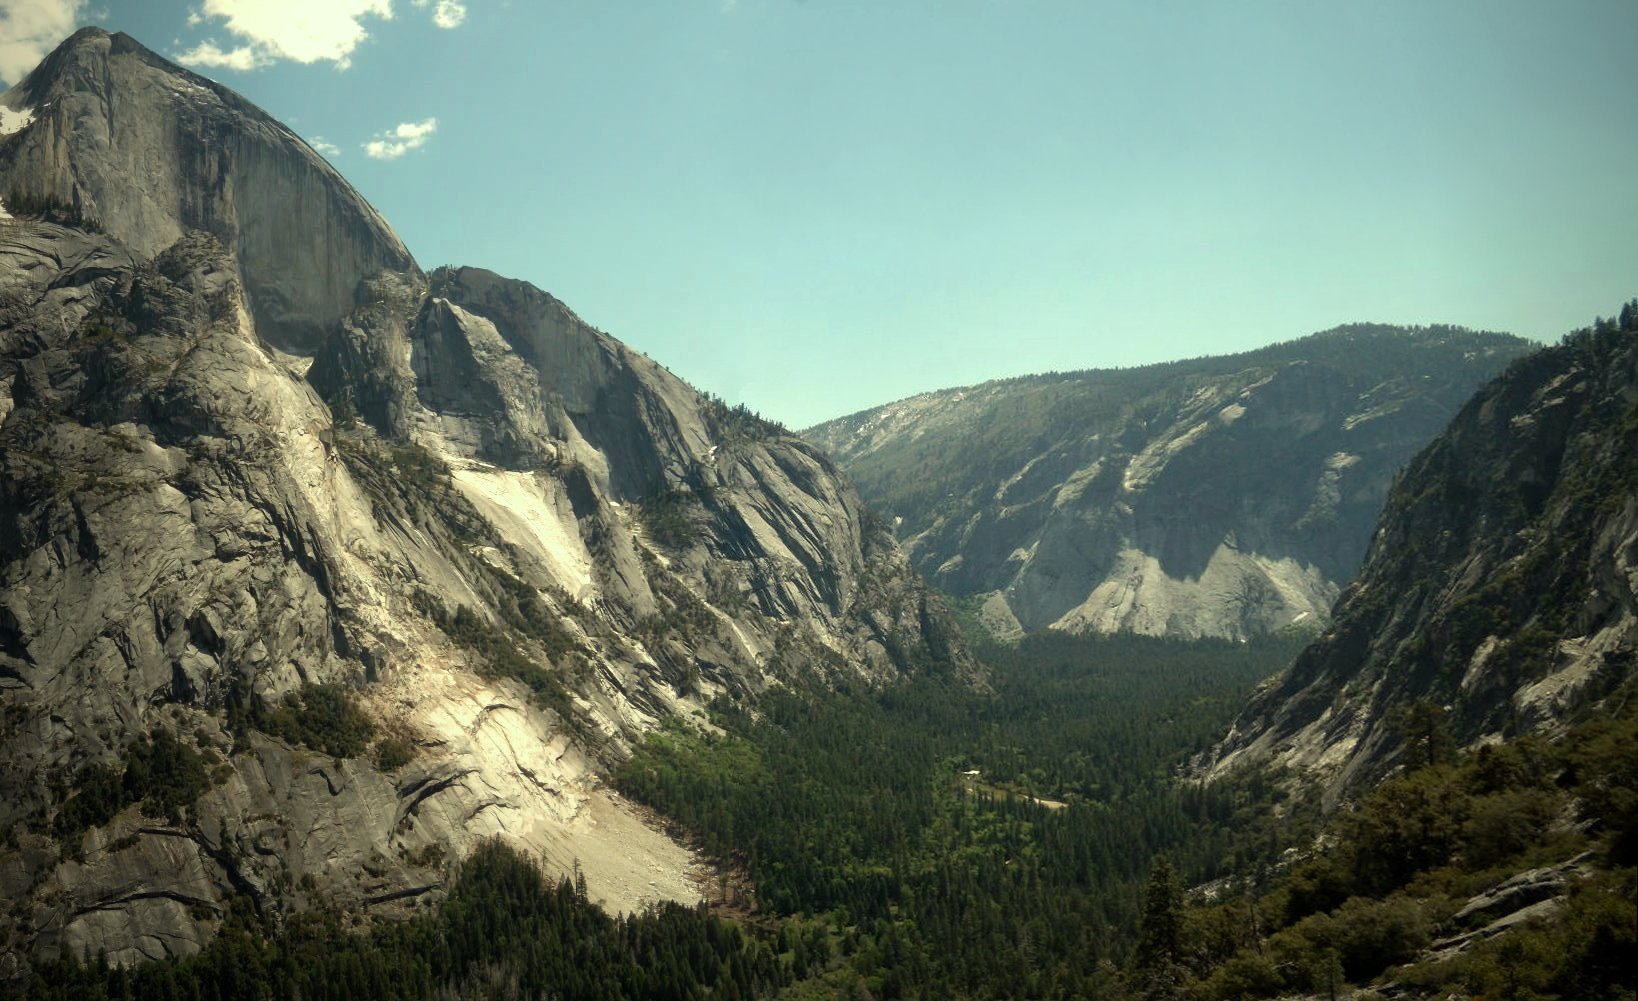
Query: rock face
xmin=0 ymin=28 xmax=415 ymax=353
xmin=1204 ymin=315 xmax=1638 ymax=803
xmin=806 ymin=328 xmax=1533 ymax=640
xmin=0 ymin=31 xmax=967 ymax=967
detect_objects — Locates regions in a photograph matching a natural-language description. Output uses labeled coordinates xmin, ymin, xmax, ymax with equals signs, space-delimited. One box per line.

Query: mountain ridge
xmin=806 ymin=323 xmax=1535 ymax=640
xmin=813 ymin=322 xmax=1539 ymax=428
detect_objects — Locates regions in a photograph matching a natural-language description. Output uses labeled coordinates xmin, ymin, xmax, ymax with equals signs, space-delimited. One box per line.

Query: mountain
xmin=1205 ymin=309 xmax=1638 ymax=804
xmin=805 ymin=328 xmax=1534 ymax=641
xmin=0 ymin=29 xmax=966 ymax=966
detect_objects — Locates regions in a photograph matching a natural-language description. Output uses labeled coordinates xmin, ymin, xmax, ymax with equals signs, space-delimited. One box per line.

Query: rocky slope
xmin=806 ymin=329 xmax=1533 ymax=640
xmin=1205 ymin=309 xmax=1638 ymax=804
xmin=0 ymin=30 xmax=966 ymax=968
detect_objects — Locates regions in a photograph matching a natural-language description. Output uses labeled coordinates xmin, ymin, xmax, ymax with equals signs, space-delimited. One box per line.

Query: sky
xmin=3 ymin=1 xmax=1636 ymax=428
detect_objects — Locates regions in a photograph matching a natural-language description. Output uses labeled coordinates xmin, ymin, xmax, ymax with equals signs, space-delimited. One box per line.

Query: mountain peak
xmin=1 ymin=25 xmax=415 ymax=353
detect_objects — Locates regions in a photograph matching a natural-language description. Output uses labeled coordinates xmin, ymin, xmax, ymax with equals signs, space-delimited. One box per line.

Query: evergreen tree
xmin=1398 ymin=699 xmax=1455 ymax=771
xmin=1131 ymin=856 xmax=1188 ymax=999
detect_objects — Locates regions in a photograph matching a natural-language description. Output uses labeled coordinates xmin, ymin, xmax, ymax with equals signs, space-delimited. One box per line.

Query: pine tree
xmin=1130 ymin=856 xmax=1188 ymax=999
xmin=1399 ymin=699 xmax=1455 ymax=771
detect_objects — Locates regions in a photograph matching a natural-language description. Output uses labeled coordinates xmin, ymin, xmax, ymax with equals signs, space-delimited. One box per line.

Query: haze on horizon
xmin=6 ymin=0 xmax=1636 ymax=428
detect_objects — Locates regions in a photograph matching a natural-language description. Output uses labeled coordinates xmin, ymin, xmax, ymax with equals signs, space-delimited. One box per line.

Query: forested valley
xmin=614 ymin=629 xmax=1313 ymax=999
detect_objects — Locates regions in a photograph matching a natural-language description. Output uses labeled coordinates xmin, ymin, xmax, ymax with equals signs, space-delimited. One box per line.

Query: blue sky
xmin=7 ymin=1 xmax=1637 ymax=427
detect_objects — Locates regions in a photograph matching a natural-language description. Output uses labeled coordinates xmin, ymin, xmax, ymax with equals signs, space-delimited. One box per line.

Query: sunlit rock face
xmin=1204 ymin=321 xmax=1638 ymax=804
xmin=0 ymin=27 xmax=415 ymax=353
xmin=807 ymin=328 xmax=1533 ymax=640
xmin=0 ymin=30 xmax=968 ymax=966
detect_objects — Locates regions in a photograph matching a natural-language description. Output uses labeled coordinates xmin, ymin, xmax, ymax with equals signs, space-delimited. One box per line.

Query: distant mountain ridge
xmin=806 ymin=325 xmax=1535 ymax=640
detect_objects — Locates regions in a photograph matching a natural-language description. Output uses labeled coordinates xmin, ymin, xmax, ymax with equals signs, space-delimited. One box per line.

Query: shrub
xmin=1325 ymin=896 xmax=1436 ymax=981
xmin=255 ymin=684 xmax=376 ymax=759
xmin=1461 ymin=787 xmax=1562 ymax=870
xmin=1195 ymin=951 xmax=1281 ymax=1000
xmin=374 ymin=735 xmax=416 ymax=772
xmin=53 ymin=729 xmax=219 ymax=837
xmin=638 ymin=487 xmax=713 ymax=549
xmin=51 ymin=763 xmax=126 ymax=838
xmin=1344 ymin=768 xmax=1469 ymax=895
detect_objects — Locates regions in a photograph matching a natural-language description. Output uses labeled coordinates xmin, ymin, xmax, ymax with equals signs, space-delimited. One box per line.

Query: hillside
xmin=1153 ymin=307 xmax=1638 ymax=1001
xmin=1206 ymin=307 xmax=1638 ymax=804
xmin=806 ymin=327 xmax=1533 ymax=640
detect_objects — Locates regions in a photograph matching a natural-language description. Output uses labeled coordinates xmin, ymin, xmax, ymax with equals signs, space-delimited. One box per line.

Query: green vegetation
xmin=339 ymin=432 xmax=590 ymax=726
xmin=1295 ymin=307 xmax=1638 ymax=762
xmin=250 ymin=683 xmax=377 ymax=759
xmin=336 ymin=434 xmax=488 ymax=549
xmin=442 ymin=602 xmax=572 ymax=698
xmin=387 ymin=439 xmax=443 ymax=481
xmin=639 ymin=486 xmax=707 ymax=549
xmin=1163 ymin=693 xmax=1638 ymax=1001
xmin=24 ymin=626 xmax=1634 ymax=1000
xmin=373 ymin=734 xmax=417 ymax=771
xmin=53 ymin=729 xmax=220 ymax=837
xmin=7 ymin=840 xmax=785 ymax=1001
xmin=700 ymin=391 xmax=789 ymax=443
xmin=636 ymin=551 xmax=722 ymax=653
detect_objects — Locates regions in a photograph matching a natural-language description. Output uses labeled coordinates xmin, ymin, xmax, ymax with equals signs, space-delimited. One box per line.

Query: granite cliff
xmin=806 ymin=329 xmax=1532 ymax=641
xmin=0 ymin=27 xmax=414 ymax=353
xmin=0 ymin=29 xmax=966 ymax=967
xmin=1205 ymin=309 xmax=1638 ymax=804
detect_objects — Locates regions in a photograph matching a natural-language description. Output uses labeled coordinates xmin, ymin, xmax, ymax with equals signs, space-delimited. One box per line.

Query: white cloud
xmin=309 ymin=136 xmax=340 ymax=157
xmin=412 ymin=0 xmax=467 ymax=30
xmin=431 ymin=1 xmax=465 ymax=29
xmin=363 ymin=116 xmax=436 ymax=160
xmin=0 ymin=0 xmax=86 ymax=86
xmin=178 ymin=0 xmax=393 ymax=71
xmin=176 ymin=38 xmax=265 ymax=71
